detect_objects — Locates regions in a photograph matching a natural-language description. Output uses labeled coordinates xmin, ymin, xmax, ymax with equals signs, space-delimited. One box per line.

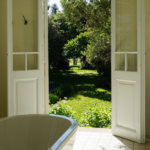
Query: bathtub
xmin=0 ymin=114 xmax=78 ymax=150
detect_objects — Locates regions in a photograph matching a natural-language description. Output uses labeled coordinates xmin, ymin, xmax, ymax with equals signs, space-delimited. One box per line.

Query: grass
xmin=49 ymin=59 xmax=111 ymax=127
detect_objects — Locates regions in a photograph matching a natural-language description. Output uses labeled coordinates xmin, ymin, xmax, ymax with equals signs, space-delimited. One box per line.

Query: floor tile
xmin=97 ymin=142 xmax=110 ymax=147
xmin=74 ymin=141 xmax=87 ymax=146
xmin=83 ymin=145 xmax=97 ymax=149
xmin=108 ymin=147 xmax=121 ymax=150
xmin=99 ymin=139 xmax=111 ymax=143
xmin=61 ymin=127 xmax=150 ymax=150
xmin=120 ymin=147 xmax=133 ymax=150
xmin=73 ymin=144 xmax=85 ymax=149
xmin=111 ymin=136 xmax=123 ymax=141
xmin=88 ymin=138 xmax=100 ymax=142
xmin=96 ymin=146 xmax=108 ymax=150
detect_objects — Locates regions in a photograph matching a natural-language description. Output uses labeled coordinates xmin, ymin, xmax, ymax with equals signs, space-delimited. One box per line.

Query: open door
xmin=111 ymin=0 xmax=145 ymax=143
xmin=7 ymin=0 xmax=45 ymax=116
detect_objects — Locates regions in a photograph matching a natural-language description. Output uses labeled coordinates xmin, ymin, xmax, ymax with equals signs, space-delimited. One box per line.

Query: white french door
xmin=111 ymin=0 xmax=145 ymax=143
xmin=7 ymin=0 xmax=45 ymax=116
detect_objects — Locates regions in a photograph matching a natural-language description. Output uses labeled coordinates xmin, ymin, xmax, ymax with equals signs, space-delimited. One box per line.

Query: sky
xmin=48 ymin=0 xmax=63 ymax=13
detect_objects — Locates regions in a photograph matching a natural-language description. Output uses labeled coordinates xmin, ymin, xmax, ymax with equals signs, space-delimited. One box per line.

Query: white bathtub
xmin=0 ymin=114 xmax=78 ymax=150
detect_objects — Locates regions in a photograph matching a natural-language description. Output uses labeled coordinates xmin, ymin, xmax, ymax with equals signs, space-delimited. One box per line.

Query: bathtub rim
xmin=49 ymin=114 xmax=78 ymax=150
xmin=0 ymin=114 xmax=78 ymax=150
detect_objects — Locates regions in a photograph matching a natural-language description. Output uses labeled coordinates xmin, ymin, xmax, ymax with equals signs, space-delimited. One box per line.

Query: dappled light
xmin=49 ymin=64 xmax=111 ymax=128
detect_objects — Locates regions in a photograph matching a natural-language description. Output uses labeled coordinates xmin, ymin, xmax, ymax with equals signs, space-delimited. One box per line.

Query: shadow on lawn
xmin=50 ymin=69 xmax=111 ymax=102
xmin=80 ymin=91 xmax=111 ymax=102
xmin=68 ymin=90 xmax=111 ymax=102
xmin=50 ymin=71 xmax=98 ymax=88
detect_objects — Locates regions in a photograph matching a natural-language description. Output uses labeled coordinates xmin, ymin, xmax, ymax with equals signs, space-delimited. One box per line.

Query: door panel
xmin=111 ymin=0 xmax=145 ymax=143
xmin=14 ymin=78 xmax=38 ymax=115
xmin=116 ymin=79 xmax=136 ymax=131
xmin=8 ymin=0 xmax=44 ymax=116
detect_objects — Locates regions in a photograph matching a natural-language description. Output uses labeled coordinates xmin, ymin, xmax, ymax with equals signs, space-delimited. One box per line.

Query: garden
xmin=49 ymin=60 xmax=111 ymax=128
xmin=48 ymin=0 xmax=111 ymax=128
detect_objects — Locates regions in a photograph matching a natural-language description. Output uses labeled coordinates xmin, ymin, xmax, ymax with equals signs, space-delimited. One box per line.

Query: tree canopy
xmin=60 ymin=0 xmax=111 ymax=33
xmin=63 ymin=32 xmax=90 ymax=58
xmin=48 ymin=0 xmax=111 ymax=84
xmin=51 ymin=4 xmax=59 ymax=15
xmin=48 ymin=12 xmax=79 ymax=69
xmin=60 ymin=0 xmax=111 ymax=84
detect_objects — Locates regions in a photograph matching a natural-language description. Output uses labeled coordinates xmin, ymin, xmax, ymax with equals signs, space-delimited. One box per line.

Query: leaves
xmin=60 ymin=0 xmax=111 ymax=33
xmin=63 ymin=32 xmax=90 ymax=58
xmin=48 ymin=13 xmax=79 ymax=69
xmin=49 ymin=101 xmax=111 ymax=128
xmin=60 ymin=0 xmax=111 ymax=81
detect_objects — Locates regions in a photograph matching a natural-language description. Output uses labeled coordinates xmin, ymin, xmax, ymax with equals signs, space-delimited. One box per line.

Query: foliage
xmin=50 ymin=60 xmax=111 ymax=91
xmin=80 ymin=102 xmax=111 ymax=128
xmin=60 ymin=0 xmax=111 ymax=82
xmin=48 ymin=13 xmax=79 ymax=69
xmin=49 ymin=83 xmax=74 ymax=104
xmin=49 ymin=60 xmax=111 ymax=128
xmin=49 ymin=100 xmax=111 ymax=128
xmin=54 ymin=88 xmax=63 ymax=99
xmin=63 ymin=32 xmax=90 ymax=58
xmin=60 ymin=0 xmax=111 ymax=33
xmin=49 ymin=102 xmax=77 ymax=119
xmin=54 ymin=83 xmax=75 ymax=99
xmin=85 ymin=32 xmax=111 ymax=85
xmin=49 ymin=93 xmax=59 ymax=104
xmin=60 ymin=83 xmax=75 ymax=97
xmin=86 ymin=33 xmax=111 ymax=66
xmin=51 ymin=4 xmax=59 ymax=15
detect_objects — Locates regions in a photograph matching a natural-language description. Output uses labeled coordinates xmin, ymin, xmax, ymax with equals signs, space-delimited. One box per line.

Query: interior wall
xmin=0 ymin=0 xmax=8 ymax=118
xmin=145 ymin=0 xmax=150 ymax=136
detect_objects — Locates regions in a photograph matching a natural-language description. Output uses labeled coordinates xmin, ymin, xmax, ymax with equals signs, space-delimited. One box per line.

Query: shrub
xmin=81 ymin=104 xmax=111 ymax=128
xmin=61 ymin=83 xmax=75 ymax=97
xmin=54 ymin=83 xmax=75 ymax=99
xmin=49 ymin=101 xmax=111 ymax=128
xmin=54 ymin=88 xmax=63 ymax=98
xmin=49 ymin=93 xmax=59 ymax=104
xmin=49 ymin=102 xmax=76 ymax=119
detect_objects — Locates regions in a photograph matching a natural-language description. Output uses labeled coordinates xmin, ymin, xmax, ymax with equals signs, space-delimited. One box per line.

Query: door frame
xmin=43 ymin=0 xmax=49 ymax=114
xmin=7 ymin=0 xmax=49 ymax=116
xmin=111 ymin=0 xmax=145 ymax=143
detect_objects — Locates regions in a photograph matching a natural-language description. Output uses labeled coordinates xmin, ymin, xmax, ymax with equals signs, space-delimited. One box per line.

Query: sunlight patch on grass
xmin=49 ymin=59 xmax=111 ymax=128
xmin=63 ymin=90 xmax=111 ymax=120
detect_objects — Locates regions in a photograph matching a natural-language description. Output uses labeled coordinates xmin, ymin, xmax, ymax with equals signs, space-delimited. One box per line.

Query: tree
xmin=63 ymin=32 xmax=90 ymax=58
xmin=60 ymin=0 xmax=111 ymax=33
xmin=61 ymin=0 xmax=111 ymax=86
xmin=48 ymin=13 xmax=79 ymax=70
xmin=51 ymin=4 xmax=59 ymax=15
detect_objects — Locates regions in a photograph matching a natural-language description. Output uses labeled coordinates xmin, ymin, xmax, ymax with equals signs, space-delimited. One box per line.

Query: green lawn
xmin=49 ymin=59 xmax=111 ymax=128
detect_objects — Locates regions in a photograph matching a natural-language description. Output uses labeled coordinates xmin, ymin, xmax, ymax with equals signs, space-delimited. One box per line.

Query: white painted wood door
xmin=111 ymin=0 xmax=145 ymax=143
xmin=7 ymin=0 xmax=45 ymax=116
